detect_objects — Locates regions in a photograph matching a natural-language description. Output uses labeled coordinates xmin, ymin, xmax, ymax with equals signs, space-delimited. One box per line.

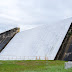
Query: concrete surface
xmin=65 ymin=61 xmax=72 ymax=69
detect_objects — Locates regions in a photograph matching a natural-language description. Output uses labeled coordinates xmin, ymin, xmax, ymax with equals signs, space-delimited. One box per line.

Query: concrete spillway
xmin=0 ymin=18 xmax=72 ymax=60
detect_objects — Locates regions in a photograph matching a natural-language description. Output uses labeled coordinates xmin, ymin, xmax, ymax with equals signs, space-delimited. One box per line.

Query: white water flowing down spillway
xmin=0 ymin=18 xmax=72 ymax=60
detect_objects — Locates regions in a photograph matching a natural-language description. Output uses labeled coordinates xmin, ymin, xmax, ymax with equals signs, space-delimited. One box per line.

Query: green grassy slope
xmin=0 ymin=60 xmax=72 ymax=72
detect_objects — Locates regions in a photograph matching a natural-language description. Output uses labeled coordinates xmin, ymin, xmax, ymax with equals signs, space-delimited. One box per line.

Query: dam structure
xmin=0 ymin=18 xmax=72 ymax=60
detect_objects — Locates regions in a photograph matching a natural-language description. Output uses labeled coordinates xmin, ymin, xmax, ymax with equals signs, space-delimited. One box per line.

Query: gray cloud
xmin=0 ymin=0 xmax=72 ymax=26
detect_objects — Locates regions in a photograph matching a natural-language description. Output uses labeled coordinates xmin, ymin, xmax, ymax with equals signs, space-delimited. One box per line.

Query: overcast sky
xmin=0 ymin=0 xmax=72 ymax=27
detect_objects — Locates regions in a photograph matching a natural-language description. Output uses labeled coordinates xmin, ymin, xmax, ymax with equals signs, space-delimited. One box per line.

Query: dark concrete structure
xmin=55 ymin=23 xmax=72 ymax=61
xmin=0 ymin=27 xmax=20 ymax=52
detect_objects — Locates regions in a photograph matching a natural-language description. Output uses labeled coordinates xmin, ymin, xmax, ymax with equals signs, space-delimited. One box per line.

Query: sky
xmin=0 ymin=0 xmax=72 ymax=31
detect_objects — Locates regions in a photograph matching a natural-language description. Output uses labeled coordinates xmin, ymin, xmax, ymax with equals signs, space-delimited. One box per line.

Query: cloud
xmin=0 ymin=0 xmax=72 ymax=26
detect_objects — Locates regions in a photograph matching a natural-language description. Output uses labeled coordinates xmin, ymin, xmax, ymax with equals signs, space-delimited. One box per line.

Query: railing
xmin=0 ymin=55 xmax=54 ymax=60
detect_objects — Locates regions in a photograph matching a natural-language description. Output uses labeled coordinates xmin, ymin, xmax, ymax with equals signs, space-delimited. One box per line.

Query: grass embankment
xmin=0 ymin=60 xmax=72 ymax=72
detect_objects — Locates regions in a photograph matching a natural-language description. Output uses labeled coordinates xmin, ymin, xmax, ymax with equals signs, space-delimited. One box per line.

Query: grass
xmin=0 ymin=60 xmax=71 ymax=72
